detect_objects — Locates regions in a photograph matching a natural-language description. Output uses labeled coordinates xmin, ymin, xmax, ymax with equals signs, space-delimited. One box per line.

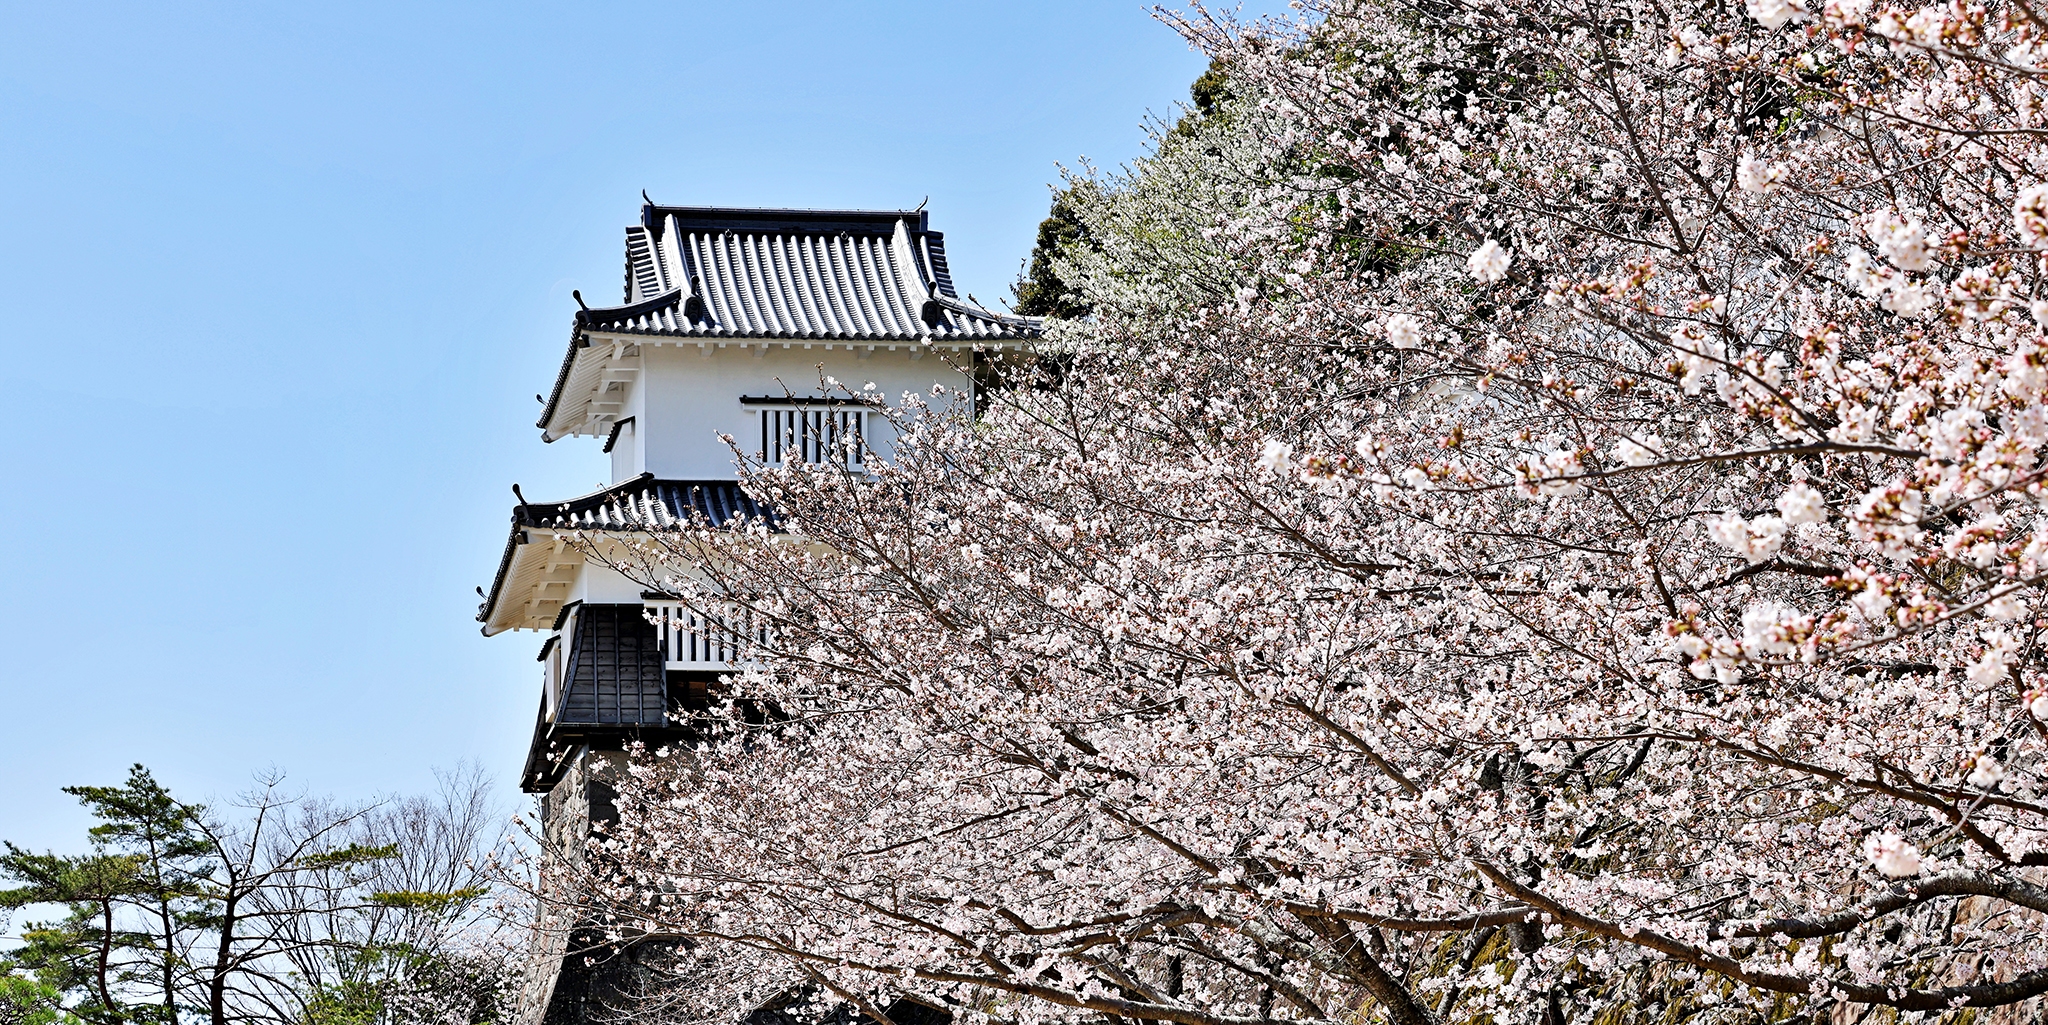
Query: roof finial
xmin=913 ymin=195 xmax=928 ymax=213
xmin=571 ymin=289 xmax=589 ymax=310
xmin=642 ymin=189 xmax=654 ymax=207
xmin=512 ymin=483 xmax=528 ymax=508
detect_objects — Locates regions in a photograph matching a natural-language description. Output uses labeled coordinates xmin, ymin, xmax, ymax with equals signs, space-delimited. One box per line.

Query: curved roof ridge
xmin=574 ymin=286 xmax=683 ymax=328
xmin=512 ymin=473 xmax=773 ymax=529
xmin=925 ymin=290 xmax=1042 ymax=330
xmin=643 ymin=204 xmax=927 ymax=234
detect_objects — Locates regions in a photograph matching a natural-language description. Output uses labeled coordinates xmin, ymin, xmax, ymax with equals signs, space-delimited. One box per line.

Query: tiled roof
xmin=537 ymin=204 xmax=1039 ymax=439
xmin=587 ymin=212 xmax=1026 ymax=340
xmin=515 ymin=475 xmax=773 ymax=532
xmin=477 ymin=475 xmax=774 ymax=635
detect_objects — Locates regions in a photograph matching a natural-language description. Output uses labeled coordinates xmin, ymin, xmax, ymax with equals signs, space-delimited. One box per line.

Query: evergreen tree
xmin=0 ymin=847 xmax=145 ymax=1024
xmin=2 ymin=767 xmax=511 ymax=1025
xmin=1010 ymin=58 xmax=1241 ymax=323
xmin=0 ymin=974 xmax=81 ymax=1025
xmin=1010 ymin=191 xmax=1091 ymax=319
xmin=63 ymin=767 xmax=210 ymax=1025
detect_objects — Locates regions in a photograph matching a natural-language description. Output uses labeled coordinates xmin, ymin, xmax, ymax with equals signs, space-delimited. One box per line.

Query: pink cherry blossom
xmin=523 ymin=2 xmax=2048 ymax=1021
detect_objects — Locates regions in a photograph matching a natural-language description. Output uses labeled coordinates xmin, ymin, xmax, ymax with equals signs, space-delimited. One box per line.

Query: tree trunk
xmin=1292 ymin=913 xmax=1433 ymax=1025
xmin=158 ymin=894 xmax=178 ymax=1025
xmin=147 ymin=832 xmax=178 ymax=1025
xmin=209 ymin=893 xmax=237 ymax=1025
xmin=96 ymin=898 xmax=122 ymax=1025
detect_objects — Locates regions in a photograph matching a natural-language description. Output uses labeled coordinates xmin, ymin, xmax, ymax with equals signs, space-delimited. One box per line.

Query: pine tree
xmin=0 ymin=847 xmax=145 ymax=1024
xmin=63 ymin=767 xmax=210 ymax=1025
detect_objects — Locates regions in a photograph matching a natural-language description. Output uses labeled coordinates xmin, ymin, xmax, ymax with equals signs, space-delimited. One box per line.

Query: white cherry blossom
xmin=1382 ymin=312 xmax=1422 ymax=349
xmin=1466 ymin=238 xmax=1510 ymax=282
xmin=1736 ymin=153 xmax=1784 ymax=192
xmin=2015 ymin=182 xmax=2048 ymax=247
xmin=1865 ymin=832 xmax=1924 ymax=878
xmin=1746 ymin=0 xmax=1802 ymax=28
xmin=1775 ymin=482 xmax=1828 ymax=524
xmin=1612 ymin=436 xmax=1661 ymax=466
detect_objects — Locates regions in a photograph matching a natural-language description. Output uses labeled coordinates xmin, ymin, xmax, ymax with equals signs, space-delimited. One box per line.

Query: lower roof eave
xmin=477 ymin=476 xmax=778 ymax=635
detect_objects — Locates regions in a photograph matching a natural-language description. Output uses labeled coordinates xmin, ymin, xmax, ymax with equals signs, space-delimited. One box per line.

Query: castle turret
xmin=481 ymin=202 xmax=1037 ymax=1025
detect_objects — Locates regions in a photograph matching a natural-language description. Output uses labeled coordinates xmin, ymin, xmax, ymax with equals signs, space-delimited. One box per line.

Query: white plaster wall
xmin=624 ymin=343 xmax=977 ymax=481
xmin=607 ymin=418 xmax=637 ymax=482
xmin=568 ymin=562 xmax=647 ymax=604
xmin=609 ymin=366 xmax=647 ymax=480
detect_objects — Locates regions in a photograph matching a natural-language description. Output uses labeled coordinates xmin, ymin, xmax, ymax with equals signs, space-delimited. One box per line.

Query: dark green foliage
xmin=1 ymin=766 xmax=211 ymax=1025
xmin=64 ymin=768 xmax=208 ymax=872
xmin=1012 ymin=58 xmax=1242 ymax=321
xmin=1189 ymin=60 xmax=1233 ymax=116
xmin=0 ymin=849 xmax=147 ymax=1025
xmin=294 ymin=845 xmax=399 ymax=873
xmin=1167 ymin=57 xmax=1235 ymax=146
xmin=0 ymin=975 xmax=79 ymax=1025
xmin=1010 ymin=191 xmax=1092 ymax=319
xmin=366 ymin=887 xmax=486 ymax=911
xmin=57 ymin=767 xmax=209 ymax=1025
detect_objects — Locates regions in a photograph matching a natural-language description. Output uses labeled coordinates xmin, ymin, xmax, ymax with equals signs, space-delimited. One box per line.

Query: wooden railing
xmin=646 ymin=602 xmax=769 ymax=670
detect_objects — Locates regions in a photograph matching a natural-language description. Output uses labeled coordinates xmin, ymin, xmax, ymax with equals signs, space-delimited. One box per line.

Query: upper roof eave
xmin=537 ymin=318 xmax=1041 ymax=444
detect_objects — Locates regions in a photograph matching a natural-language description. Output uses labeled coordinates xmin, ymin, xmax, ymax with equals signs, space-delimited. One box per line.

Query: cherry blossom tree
xmin=543 ymin=0 xmax=2048 ymax=1021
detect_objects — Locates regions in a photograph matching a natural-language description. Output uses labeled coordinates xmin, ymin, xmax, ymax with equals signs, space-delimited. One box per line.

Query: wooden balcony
xmin=646 ymin=601 xmax=770 ymax=671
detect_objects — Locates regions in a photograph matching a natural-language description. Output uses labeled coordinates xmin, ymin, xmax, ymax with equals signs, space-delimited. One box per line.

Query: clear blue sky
xmin=0 ymin=2 xmax=1268 ymax=850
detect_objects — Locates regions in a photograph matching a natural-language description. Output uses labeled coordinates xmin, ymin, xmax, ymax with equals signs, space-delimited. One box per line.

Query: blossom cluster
xmin=539 ymin=0 xmax=2048 ymax=1022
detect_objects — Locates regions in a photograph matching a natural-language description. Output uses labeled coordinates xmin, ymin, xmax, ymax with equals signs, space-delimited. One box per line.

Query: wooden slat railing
xmin=646 ymin=602 xmax=770 ymax=670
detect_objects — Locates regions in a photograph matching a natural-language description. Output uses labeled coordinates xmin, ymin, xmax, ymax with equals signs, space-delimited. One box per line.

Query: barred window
xmin=745 ymin=399 xmax=869 ymax=466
